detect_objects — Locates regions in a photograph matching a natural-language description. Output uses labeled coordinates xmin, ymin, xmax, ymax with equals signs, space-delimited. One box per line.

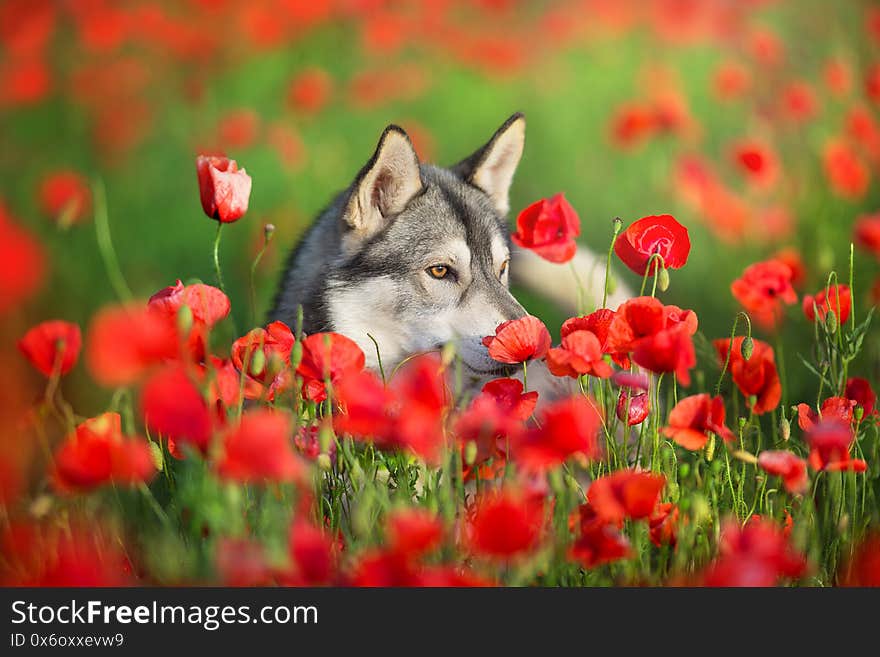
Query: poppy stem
xmin=602 ymin=217 xmax=623 ymax=309
xmin=93 ymin=178 xmax=133 ymax=303
xmin=213 ymin=222 xmax=226 ymax=293
xmin=714 ymin=311 xmax=751 ymax=397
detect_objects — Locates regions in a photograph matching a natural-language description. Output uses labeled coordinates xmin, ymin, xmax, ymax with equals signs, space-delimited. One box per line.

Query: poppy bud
xmin=705 ymin=434 xmax=716 ymax=461
xmin=291 ymin=340 xmax=303 ymax=369
xmin=319 ymin=425 xmax=333 ymax=453
xmin=679 ymin=463 xmax=690 ymax=478
xmin=249 ymin=348 xmax=266 ymax=377
xmin=740 ymin=335 xmax=754 ymax=361
xmin=738 ymin=416 xmax=747 ymax=430
xmin=176 ymin=304 xmax=193 ymax=337
xmin=733 ymin=449 xmax=758 ymax=465
xmin=149 ymin=441 xmax=164 ymax=471
xmin=780 ymin=416 xmax=791 ymax=441
xmin=266 ymin=352 xmax=285 ymax=379
xmin=747 ymin=395 xmax=757 ymax=410
xmin=657 ymin=266 xmax=670 ymax=292
xmin=464 ymin=440 xmax=478 ymax=465
xmin=317 ymin=453 xmax=332 ymax=471
xmin=441 ymin=341 xmax=457 ymax=366
xmin=825 ymin=309 xmax=838 ymax=334
xmin=264 ymin=223 xmax=276 ymax=241
xmin=612 ymin=216 xmax=623 ymax=235
xmin=564 ymin=473 xmax=579 ymax=491
xmin=854 ymin=406 xmax=864 ymax=422
xmin=29 ymin=494 xmax=52 ymax=519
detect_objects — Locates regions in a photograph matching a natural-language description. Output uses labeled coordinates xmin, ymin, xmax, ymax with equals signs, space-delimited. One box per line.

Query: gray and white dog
xmin=270 ymin=113 xmax=629 ymax=395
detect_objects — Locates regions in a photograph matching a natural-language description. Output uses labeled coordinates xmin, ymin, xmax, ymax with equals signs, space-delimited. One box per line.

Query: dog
xmin=269 ymin=113 xmax=630 ymax=398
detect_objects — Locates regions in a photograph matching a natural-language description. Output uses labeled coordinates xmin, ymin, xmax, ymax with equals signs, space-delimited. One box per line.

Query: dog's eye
xmin=427 ymin=265 xmax=450 ymax=279
xmin=499 ymin=259 xmax=509 ymax=277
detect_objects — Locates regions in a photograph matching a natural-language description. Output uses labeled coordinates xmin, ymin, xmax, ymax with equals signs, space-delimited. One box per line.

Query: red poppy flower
xmin=610 ymin=102 xmax=657 ymax=148
xmin=663 ymin=393 xmax=734 ymax=450
xmin=52 ymin=413 xmax=156 ymax=493
xmin=781 ymin=81 xmax=817 ymax=122
xmin=758 ymin=451 xmax=809 ymax=494
xmin=568 ymin=503 xmax=631 ymax=568
xmin=847 ymin=105 xmax=880 ymax=163
xmin=703 ymin=517 xmax=806 ymax=587
xmin=631 ymin=322 xmax=696 ymax=386
xmin=0 ymin=199 xmax=45 ymax=315
xmin=482 ymin=316 xmax=551 ymax=364
xmin=588 ymin=470 xmax=665 ymax=522
xmin=18 ymin=320 xmax=81 ymax=377
xmin=714 ymin=337 xmax=781 ymax=415
xmin=824 ymin=58 xmax=852 ymax=95
xmin=748 ymin=27 xmax=784 ymax=66
xmin=606 ymin=297 xmax=668 ymax=352
xmin=796 ymin=397 xmax=856 ymax=432
xmin=287 ymin=67 xmax=332 ymax=114
xmin=86 ymin=303 xmax=179 ymax=387
xmin=215 ymin=538 xmax=273 ymax=587
xmin=614 ymin=214 xmax=690 ymax=275
xmin=561 ymin=310 xmax=630 ymax=368
xmin=772 ymin=247 xmax=806 ymax=288
xmin=854 ymin=212 xmax=880 ymax=259
xmin=866 ymin=63 xmax=880 ymax=103
xmin=802 ymin=284 xmax=851 ymax=324
xmin=297 ymin=332 xmax=366 ymax=402
xmin=616 ymin=388 xmax=650 ymax=425
xmin=514 ymin=395 xmax=602 ymax=470
xmin=195 ymin=155 xmax=252 ymax=223
xmin=149 ymin=280 xmax=230 ymax=360
xmin=546 ymin=329 xmax=613 ymax=379
xmin=285 ymin=519 xmax=336 ymax=586
xmin=713 ymin=60 xmax=751 ymax=100
xmin=731 ymin=140 xmax=778 ymax=188
xmin=845 ymin=377 xmax=877 ymax=417
xmin=649 ymin=502 xmax=679 ymax=548
xmin=231 ymin=321 xmax=295 ymax=386
xmin=840 ymin=533 xmax=880 ymax=587
xmin=469 ymin=488 xmax=544 ymax=559
xmin=215 ymin=410 xmax=305 ymax=483
xmin=386 ymin=508 xmax=443 ymax=559
xmin=803 ymin=420 xmax=866 ymax=472
xmin=334 ymin=369 xmax=397 ymax=438
xmin=217 ymin=109 xmax=260 ymax=150
xmin=823 ymin=139 xmax=869 ymax=200
xmin=39 ymin=170 xmax=91 ymax=226
xmin=510 ymin=194 xmax=581 ymax=264
xmin=730 ymin=259 xmax=797 ymax=330
xmin=480 ymin=378 xmax=538 ymax=421
xmin=141 ymin=364 xmax=213 ymax=454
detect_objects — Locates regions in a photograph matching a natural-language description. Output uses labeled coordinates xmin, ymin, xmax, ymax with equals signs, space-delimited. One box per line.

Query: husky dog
xmin=270 ymin=114 xmax=629 ymax=394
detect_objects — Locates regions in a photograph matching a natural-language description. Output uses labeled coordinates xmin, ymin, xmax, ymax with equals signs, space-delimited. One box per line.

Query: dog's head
xmin=326 ymin=114 xmax=528 ymax=374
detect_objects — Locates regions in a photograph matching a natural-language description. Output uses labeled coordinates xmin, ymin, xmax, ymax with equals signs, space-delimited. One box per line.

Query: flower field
xmin=2 ymin=0 xmax=880 ymax=587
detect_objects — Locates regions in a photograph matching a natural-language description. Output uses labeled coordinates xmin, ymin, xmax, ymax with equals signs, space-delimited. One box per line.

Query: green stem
xmin=213 ymin=222 xmax=226 ymax=293
xmin=93 ymin=178 xmax=133 ymax=302
xmin=602 ymin=218 xmax=622 ymax=308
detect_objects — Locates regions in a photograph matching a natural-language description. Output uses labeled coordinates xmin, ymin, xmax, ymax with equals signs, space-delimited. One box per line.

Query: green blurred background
xmin=2 ymin=0 xmax=879 ymax=411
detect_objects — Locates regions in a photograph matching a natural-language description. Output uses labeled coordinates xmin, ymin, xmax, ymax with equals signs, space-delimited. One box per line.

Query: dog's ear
xmin=343 ymin=125 xmax=422 ymax=236
xmin=452 ymin=113 xmax=525 ymax=215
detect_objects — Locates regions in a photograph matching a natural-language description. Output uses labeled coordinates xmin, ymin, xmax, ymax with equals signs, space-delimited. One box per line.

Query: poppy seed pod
xmin=780 ymin=416 xmax=791 ymax=441
xmin=740 ymin=335 xmax=754 ymax=361
xmin=825 ymin=309 xmax=838 ymax=334
xmin=657 ymin=266 xmax=670 ymax=291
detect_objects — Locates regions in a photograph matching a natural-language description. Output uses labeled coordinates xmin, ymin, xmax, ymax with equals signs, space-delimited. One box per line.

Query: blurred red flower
xmin=217 ymin=109 xmax=261 ymax=150
xmin=546 ymin=329 xmax=613 ymax=379
xmin=141 ymin=364 xmax=214 ymax=454
xmin=823 ymin=140 xmax=869 ymax=200
xmin=510 ymin=194 xmax=580 ymax=264
xmin=866 ymin=63 xmax=880 ymax=103
xmin=39 ymin=170 xmax=92 ymax=226
xmin=610 ymin=102 xmax=657 ymax=147
xmin=52 ymin=413 xmax=156 ymax=493
xmin=616 ymin=387 xmax=650 ymax=425
xmin=480 ymin=377 xmax=538 ymax=421
xmin=0 ymin=200 xmax=46 ymax=315
xmin=797 ymin=396 xmax=856 ymax=431
xmin=195 ymin=155 xmax=252 ymax=223
xmin=284 ymin=519 xmax=337 ymax=586
xmin=149 ymin=279 xmax=230 ymax=361
xmin=86 ymin=303 xmax=179 ymax=387
xmin=845 ymin=377 xmax=877 ymax=418
xmin=854 ymin=212 xmax=880 ymax=259
xmin=713 ymin=59 xmax=751 ymax=100
xmin=216 ymin=410 xmax=305 ymax=483
xmin=758 ymin=450 xmax=809 ymax=494
xmin=231 ymin=321 xmax=296 ymax=388
xmin=482 ymin=316 xmax=551 ymax=364
xmin=840 ymin=533 xmax=880 ymax=587
xmin=18 ymin=320 xmax=81 ymax=377
xmin=215 ymin=538 xmax=273 ymax=587
xmin=824 ymin=58 xmax=852 ymax=96
xmin=297 ymin=332 xmax=365 ymax=402
xmin=514 ymin=395 xmax=602 ymax=470
xmin=772 ymin=247 xmax=806 ymax=288
xmin=386 ymin=508 xmax=443 ymax=559
xmin=0 ymin=58 xmax=51 ymax=106
xmin=649 ymin=502 xmax=679 ymax=548
xmin=568 ymin=503 xmax=631 ymax=568
xmin=663 ymin=393 xmax=734 ymax=450
xmin=748 ymin=26 xmax=784 ymax=66
xmin=703 ymin=517 xmax=806 ymax=586
xmin=802 ymin=284 xmax=851 ymax=324
xmin=588 ymin=470 xmax=665 ymax=522
xmin=781 ymin=80 xmax=818 ymax=122
xmin=287 ymin=67 xmax=332 ymax=114
xmin=731 ymin=140 xmax=778 ymax=189
xmin=714 ymin=336 xmax=781 ymax=415
xmin=614 ymin=214 xmax=690 ymax=275
xmin=469 ymin=488 xmax=544 ymax=559
xmin=730 ymin=259 xmax=797 ymax=330
xmin=804 ymin=420 xmax=866 ymax=473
